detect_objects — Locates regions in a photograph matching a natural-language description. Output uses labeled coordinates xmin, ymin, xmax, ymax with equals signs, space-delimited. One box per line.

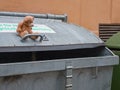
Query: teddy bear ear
xmin=23 ymin=17 xmax=28 ymax=23
xmin=23 ymin=16 xmax=34 ymax=23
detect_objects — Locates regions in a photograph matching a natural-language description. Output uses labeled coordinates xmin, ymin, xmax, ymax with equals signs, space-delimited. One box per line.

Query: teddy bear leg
xmin=19 ymin=31 xmax=28 ymax=38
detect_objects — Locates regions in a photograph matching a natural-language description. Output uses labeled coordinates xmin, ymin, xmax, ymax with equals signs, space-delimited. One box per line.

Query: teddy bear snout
xmin=30 ymin=23 xmax=34 ymax=27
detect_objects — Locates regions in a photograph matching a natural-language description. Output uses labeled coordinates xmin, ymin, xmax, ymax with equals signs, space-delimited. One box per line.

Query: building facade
xmin=0 ymin=0 xmax=120 ymax=35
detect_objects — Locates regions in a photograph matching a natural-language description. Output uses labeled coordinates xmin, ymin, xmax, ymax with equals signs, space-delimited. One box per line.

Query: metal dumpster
xmin=0 ymin=12 xmax=119 ymax=90
xmin=105 ymin=32 xmax=120 ymax=90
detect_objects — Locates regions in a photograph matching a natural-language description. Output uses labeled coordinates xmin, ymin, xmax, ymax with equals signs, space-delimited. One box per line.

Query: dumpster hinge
xmin=65 ymin=61 xmax=73 ymax=90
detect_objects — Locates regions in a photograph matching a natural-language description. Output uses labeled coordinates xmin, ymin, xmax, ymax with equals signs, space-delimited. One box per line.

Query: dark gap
xmin=0 ymin=46 xmax=110 ymax=64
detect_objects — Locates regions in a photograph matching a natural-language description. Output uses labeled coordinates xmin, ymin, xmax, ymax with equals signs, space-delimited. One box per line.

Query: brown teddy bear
xmin=16 ymin=16 xmax=38 ymax=40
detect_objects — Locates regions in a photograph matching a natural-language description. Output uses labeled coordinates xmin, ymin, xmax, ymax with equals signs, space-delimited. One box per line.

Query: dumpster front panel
xmin=0 ymin=66 xmax=113 ymax=90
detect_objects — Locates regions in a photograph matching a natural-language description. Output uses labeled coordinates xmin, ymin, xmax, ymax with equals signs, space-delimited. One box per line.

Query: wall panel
xmin=112 ymin=0 xmax=120 ymax=23
xmin=80 ymin=0 xmax=111 ymax=35
xmin=0 ymin=0 xmax=81 ymax=25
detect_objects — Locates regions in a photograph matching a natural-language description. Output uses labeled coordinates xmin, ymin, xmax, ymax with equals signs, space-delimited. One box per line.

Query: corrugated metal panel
xmin=99 ymin=24 xmax=120 ymax=42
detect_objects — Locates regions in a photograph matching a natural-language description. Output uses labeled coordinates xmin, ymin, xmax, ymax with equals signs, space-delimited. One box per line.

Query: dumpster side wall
xmin=0 ymin=66 xmax=113 ymax=90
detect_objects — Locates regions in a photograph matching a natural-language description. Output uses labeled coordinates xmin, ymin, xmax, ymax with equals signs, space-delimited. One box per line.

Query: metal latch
xmin=65 ymin=61 xmax=73 ymax=90
xmin=91 ymin=67 xmax=98 ymax=79
xmin=21 ymin=34 xmax=48 ymax=42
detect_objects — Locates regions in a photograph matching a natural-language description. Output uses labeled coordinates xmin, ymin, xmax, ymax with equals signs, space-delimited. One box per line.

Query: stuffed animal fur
xmin=16 ymin=16 xmax=38 ymax=40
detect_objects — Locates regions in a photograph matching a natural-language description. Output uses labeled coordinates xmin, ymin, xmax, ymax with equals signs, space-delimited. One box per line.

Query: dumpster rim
xmin=0 ymin=43 xmax=105 ymax=52
xmin=0 ymin=54 xmax=118 ymax=77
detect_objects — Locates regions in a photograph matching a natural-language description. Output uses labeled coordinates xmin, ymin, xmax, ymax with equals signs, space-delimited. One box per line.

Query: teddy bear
xmin=16 ymin=16 xmax=38 ymax=40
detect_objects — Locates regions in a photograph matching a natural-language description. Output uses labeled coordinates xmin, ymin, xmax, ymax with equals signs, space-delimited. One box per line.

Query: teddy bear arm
xmin=16 ymin=22 xmax=23 ymax=33
xmin=27 ymin=30 xmax=33 ymax=34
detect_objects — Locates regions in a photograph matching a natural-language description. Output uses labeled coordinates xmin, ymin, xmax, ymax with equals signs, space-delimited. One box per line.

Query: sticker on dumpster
xmin=0 ymin=23 xmax=55 ymax=33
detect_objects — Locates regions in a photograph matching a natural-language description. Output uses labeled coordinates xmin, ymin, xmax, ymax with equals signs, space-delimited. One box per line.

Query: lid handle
xmin=21 ymin=34 xmax=48 ymax=42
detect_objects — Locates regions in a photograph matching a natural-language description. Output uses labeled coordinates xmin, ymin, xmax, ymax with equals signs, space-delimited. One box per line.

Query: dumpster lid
xmin=0 ymin=15 xmax=104 ymax=52
xmin=106 ymin=32 xmax=120 ymax=49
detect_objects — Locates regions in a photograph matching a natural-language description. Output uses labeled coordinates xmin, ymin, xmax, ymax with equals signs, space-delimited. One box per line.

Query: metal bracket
xmin=0 ymin=12 xmax=68 ymax=22
xmin=91 ymin=67 xmax=98 ymax=79
xmin=65 ymin=61 xmax=73 ymax=90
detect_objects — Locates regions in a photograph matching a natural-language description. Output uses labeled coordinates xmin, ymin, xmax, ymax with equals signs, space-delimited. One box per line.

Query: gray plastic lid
xmin=0 ymin=16 xmax=104 ymax=52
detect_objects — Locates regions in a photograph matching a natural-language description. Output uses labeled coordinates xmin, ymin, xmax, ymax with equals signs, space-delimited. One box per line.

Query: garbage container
xmin=106 ymin=32 xmax=120 ymax=90
xmin=0 ymin=12 xmax=119 ymax=90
